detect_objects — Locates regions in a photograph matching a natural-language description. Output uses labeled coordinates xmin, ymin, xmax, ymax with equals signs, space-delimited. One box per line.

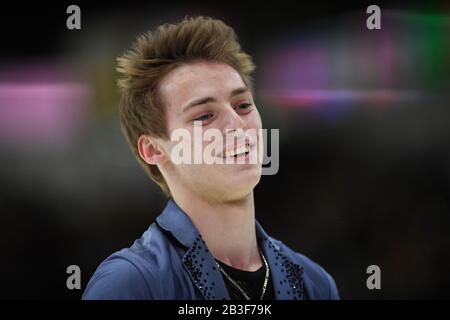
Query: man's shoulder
xmin=82 ymin=222 xmax=175 ymax=300
xmin=271 ymin=237 xmax=340 ymax=300
xmin=82 ymin=253 xmax=153 ymax=299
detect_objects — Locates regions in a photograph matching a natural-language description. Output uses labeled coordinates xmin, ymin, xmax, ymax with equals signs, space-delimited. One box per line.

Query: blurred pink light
xmin=264 ymin=45 xmax=328 ymax=90
xmin=262 ymin=89 xmax=422 ymax=108
xmin=0 ymin=83 xmax=91 ymax=144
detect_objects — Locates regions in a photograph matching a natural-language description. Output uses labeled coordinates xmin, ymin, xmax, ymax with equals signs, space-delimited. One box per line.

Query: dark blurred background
xmin=0 ymin=0 xmax=449 ymax=299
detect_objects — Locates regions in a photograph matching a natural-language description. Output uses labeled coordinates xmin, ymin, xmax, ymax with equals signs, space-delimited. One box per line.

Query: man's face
xmin=158 ymin=60 xmax=263 ymax=202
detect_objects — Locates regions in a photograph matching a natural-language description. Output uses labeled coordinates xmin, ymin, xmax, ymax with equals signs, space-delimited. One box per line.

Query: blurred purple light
xmin=0 ymin=82 xmax=91 ymax=145
xmin=262 ymin=89 xmax=422 ymax=108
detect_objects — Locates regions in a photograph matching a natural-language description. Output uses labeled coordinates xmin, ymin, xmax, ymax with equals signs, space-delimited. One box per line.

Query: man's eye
xmin=236 ymin=102 xmax=252 ymax=110
xmin=193 ymin=113 xmax=213 ymax=122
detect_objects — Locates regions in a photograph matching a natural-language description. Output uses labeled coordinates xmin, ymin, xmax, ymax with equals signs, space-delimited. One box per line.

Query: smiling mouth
xmin=224 ymin=143 xmax=251 ymax=158
xmin=216 ymin=143 xmax=256 ymax=160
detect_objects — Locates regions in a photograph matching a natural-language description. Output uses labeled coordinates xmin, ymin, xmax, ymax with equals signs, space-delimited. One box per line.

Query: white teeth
xmin=225 ymin=144 xmax=250 ymax=158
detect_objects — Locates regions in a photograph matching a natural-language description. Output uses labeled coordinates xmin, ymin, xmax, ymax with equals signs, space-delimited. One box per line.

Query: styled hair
xmin=116 ymin=16 xmax=255 ymax=196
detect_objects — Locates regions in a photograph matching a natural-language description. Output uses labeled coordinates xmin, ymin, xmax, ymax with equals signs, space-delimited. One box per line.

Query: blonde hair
xmin=116 ymin=16 xmax=255 ymax=196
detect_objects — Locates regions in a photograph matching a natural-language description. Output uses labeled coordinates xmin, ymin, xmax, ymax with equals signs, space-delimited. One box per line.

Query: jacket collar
xmin=156 ymin=199 xmax=305 ymax=300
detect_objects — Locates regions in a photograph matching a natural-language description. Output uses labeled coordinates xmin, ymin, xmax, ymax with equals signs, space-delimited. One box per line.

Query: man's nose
xmin=221 ymin=106 xmax=246 ymax=135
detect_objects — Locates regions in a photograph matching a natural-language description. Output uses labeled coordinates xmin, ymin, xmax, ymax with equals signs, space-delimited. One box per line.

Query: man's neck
xmin=172 ymin=191 xmax=262 ymax=272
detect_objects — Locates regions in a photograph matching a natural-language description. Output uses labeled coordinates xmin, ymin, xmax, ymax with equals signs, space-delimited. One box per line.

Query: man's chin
xmin=224 ymin=176 xmax=261 ymax=199
xmin=197 ymin=177 xmax=259 ymax=203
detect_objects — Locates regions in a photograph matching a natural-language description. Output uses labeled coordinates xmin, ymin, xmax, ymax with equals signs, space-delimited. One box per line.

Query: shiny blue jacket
xmin=83 ymin=199 xmax=339 ymax=300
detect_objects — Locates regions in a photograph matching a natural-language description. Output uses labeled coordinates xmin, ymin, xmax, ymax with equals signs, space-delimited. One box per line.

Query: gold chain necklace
xmin=216 ymin=249 xmax=270 ymax=300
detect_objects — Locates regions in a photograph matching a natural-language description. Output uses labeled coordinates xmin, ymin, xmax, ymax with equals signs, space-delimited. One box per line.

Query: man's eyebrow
xmin=182 ymin=97 xmax=216 ymax=113
xmin=181 ymin=87 xmax=249 ymax=113
xmin=229 ymin=87 xmax=249 ymax=98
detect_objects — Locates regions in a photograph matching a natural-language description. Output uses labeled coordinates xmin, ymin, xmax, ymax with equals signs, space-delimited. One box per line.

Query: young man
xmin=83 ymin=16 xmax=339 ymax=300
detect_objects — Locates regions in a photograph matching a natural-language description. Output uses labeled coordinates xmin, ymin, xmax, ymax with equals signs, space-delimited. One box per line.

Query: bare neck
xmin=172 ymin=191 xmax=262 ymax=272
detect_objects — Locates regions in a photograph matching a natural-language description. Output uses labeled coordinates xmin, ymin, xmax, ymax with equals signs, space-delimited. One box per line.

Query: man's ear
xmin=137 ymin=134 xmax=167 ymax=165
